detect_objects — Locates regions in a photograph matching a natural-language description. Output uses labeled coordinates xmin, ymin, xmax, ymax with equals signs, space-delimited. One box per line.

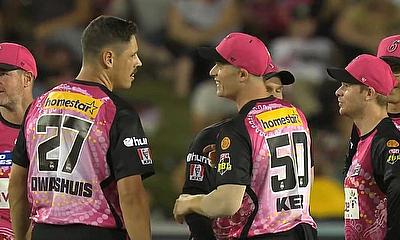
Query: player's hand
xmin=173 ymin=194 xmax=192 ymax=224
xmin=203 ymin=144 xmax=217 ymax=167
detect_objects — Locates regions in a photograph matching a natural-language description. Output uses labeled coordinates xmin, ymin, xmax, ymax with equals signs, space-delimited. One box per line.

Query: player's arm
xmin=175 ymin=122 xmax=250 ymax=222
xmin=110 ymin=107 xmax=155 ymax=239
xmin=118 ymin=175 xmax=151 ymax=240
xmin=182 ymin=141 xmax=216 ymax=239
xmin=9 ymin=164 xmax=30 ymax=240
xmin=175 ymin=184 xmax=245 ymax=222
xmin=372 ymin=137 xmax=400 ymax=239
xmin=9 ymin=126 xmax=31 ymax=240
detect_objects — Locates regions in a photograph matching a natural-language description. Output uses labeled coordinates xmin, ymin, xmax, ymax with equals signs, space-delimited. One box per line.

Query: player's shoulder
xmin=376 ymin=117 xmax=400 ymax=139
xmin=192 ymin=119 xmax=233 ymax=145
xmin=372 ymin=117 xmax=400 ymax=152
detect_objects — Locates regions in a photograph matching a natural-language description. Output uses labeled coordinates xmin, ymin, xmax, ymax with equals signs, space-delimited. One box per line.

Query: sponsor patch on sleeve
xmin=189 ymin=163 xmax=204 ymax=181
xmin=220 ymin=137 xmax=231 ymax=150
xmin=137 ymin=147 xmax=152 ymax=165
xmin=123 ymin=137 xmax=148 ymax=147
xmin=387 ymin=149 xmax=400 ymax=164
xmin=217 ymin=153 xmax=232 ymax=175
xmin=387 ymin=139 xmax=399 ymax=148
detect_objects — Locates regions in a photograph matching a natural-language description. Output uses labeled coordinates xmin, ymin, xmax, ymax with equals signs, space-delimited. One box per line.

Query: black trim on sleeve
xmin=12 ymin=103 xmax=32 ymax=168
xmin=239 ymin=187 xmax=258 ymax=239
xmin=107 ymin=96 xmax=155 ymax=181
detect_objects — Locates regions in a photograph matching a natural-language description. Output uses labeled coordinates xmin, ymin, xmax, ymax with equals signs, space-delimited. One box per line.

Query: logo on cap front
xmin=388 ymin=40 xmax=400 ymax=53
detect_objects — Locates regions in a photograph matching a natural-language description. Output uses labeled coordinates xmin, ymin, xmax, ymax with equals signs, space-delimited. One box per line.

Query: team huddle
xmin=0 ymin=15 xmax=399 ymax=240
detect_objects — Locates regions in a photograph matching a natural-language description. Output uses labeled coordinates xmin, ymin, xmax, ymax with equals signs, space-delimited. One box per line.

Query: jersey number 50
xmin=36 ymin=114 xmax=93 ymax=174
xmin=266 ymin=131 xmax=310 ymax=192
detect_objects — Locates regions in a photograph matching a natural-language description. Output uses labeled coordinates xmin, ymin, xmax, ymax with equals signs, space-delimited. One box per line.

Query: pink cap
xmin=377 ymin=35 xmax=400 ymax=65
xmin=215 ymin=32 xmax=273 ymax=76
xmin=327 ymin=54 xmax=397 ymax=96
xmin=198 ymin=32 xmax=295 ymax=84
xmin=0 ymin=42 xmax=37 ymax=79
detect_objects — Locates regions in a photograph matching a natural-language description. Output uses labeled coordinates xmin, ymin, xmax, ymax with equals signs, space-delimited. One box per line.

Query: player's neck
xmin=0 ymin=104 xmax=27 ymax=125
xmin=235 ymin=82 xmax=270 ymax=110
xmin=387 ymin=102 xmax=400 ymax=115
xmin=76 ymin=64 xmax=113 ymax=91
xmin=353 ymin=105 xmax=388 ymax=136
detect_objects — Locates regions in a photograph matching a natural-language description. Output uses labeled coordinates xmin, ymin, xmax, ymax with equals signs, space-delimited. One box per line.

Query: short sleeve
xmin=182 ymin=128 xmax=217 ymax=195
xmin=372 ymin=137 xmax=400 ymax=239
xmin=12 ymin=126 xmax=29 ymax=168
xmin=215 ymin=124 xmax=251 ymax=186
xmin=109 ymin=109 xmax=154 ymax=181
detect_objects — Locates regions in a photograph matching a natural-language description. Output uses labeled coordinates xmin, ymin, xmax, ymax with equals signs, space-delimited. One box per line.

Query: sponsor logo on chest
xmin=256 ymin=107 xmax=302 ymax=132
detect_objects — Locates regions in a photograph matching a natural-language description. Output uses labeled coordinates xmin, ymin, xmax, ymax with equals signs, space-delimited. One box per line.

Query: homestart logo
xmin=44 ymin=91 xmax=103 ymax=118
xmin=256 ymin=107 xmax=302 ymax=131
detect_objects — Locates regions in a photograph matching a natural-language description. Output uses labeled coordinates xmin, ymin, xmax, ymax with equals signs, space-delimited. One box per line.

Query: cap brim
xmin=326 ymin=67 xmax=359 ymax=84
xmin=198 ymin=47 xmax=228 ymax=63
xmin=380 ymin=56 xmax=400 ymax=67
xmin=263 ymin=70 xmax=295 ymax=85
xmin=0 ymin=63 xmax=18 ymax=71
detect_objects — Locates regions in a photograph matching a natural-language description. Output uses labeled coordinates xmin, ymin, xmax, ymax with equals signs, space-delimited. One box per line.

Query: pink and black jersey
xmin=12 ymin=80 xmax=154 ymax=232
xmin=213 ymin=97 xmax=316 ymax=239
xmin=182 ymin=119 xmax=231 ymax=240
xmin=0 ymin=113 xmax=20 ymax=239
xmin=344 ymin=118 xmax=400 ymax=239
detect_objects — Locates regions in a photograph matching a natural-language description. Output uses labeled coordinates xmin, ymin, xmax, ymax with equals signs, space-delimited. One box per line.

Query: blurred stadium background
xmin=2 ymin=0 xmax=400 ymax=238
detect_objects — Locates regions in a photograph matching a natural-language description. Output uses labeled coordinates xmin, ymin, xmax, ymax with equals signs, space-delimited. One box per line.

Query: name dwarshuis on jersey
xmin=31 ymin=176 xmax=92 ymax=198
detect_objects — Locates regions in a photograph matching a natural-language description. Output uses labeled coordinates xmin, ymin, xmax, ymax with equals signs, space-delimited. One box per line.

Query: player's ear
xmin=239 ymin=68 xmax=249 ymax=82
xmin=365 ymin=86 xmax=378 ymax=101
xmin=102 ymin=49 xmax=114 ymax=68
xmin=22 ymin=71 xmax=34 ymax=88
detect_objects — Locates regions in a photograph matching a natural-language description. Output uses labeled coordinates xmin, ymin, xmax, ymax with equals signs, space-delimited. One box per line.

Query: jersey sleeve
xmin=12 ymin=124 xmax=29 ymax=168
xmin=215 ymin=122 xmax=251 ymax=187
xmin=372 ymin=137 xmax=400 ymax=239
xmin=182 ymin=130 xmax=216 ymax=195
xmin=108 ymin=108 xmax=155 ymax=181
xmin=182 ymin=126 xmax=221 ymax=239
xmin=12 ymin=104 xmax=32 ymax=168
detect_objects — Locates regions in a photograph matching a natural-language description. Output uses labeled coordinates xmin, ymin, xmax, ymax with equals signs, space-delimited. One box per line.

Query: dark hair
xmin=81 ymin=15 xmax=138 ymax=58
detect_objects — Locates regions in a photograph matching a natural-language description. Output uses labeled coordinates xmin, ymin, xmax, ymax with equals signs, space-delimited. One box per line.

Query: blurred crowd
xmin=1 ymin=0 xmax=400 ymax=221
